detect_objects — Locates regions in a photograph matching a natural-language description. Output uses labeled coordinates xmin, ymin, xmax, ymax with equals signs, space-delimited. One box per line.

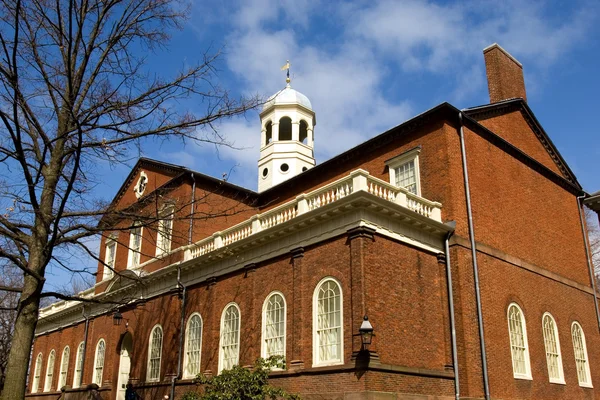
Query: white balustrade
xmin=186 ymin=169 xmax=442 ymax=261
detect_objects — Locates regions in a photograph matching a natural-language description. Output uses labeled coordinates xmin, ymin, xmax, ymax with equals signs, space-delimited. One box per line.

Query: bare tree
xmin=586 ymin=207 xmax=600 ymax=278
xmin=0 ymin=1 xmax=260 ymax=398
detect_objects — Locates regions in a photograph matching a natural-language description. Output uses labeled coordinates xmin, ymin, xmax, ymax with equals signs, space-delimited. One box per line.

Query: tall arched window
xmin=32 ymin=353 xmax=43 ymax=393
xmin=44 ymin=349 xmax=56 ymax=392
xmin=542 ymin=313 xmax=564 ymax=383
xmin=147 ymin=325 xmax=163 ymax=381
xmin=73 ymin=342 xmax=84 ymax=388
xmin=262 ymin=292 xmax=286 ymax=360
xmin=313 ymin=277 xmax=343 ymax=366
xmin=279 ymin=117 xmax=292 ymax=140
xmin=184 ymin=313 xmax=203 ymax=379
xmin=218 ymin=303 xmax=240 ymax=373
xmin=572 ymin=322 xmax=592 ymax=387
xmin=299 ymin=120 xmax=308 ymax=144
xmin=58 ymin=346 xmax=70 ymax=389
xmin=92 ymin=339 xmax=106 ymax=385
xmin=265 ymin=121 xmax=273 ymax=144
xmin=507 ymin=303 xmax=531 ymax=379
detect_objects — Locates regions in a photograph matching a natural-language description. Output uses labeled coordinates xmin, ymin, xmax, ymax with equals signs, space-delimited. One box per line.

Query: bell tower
xmin=258 ymin=63 xmax=316 ymax=192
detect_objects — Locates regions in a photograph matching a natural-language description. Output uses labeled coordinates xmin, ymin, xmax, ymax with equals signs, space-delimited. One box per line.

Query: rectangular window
xmin=156 ymin=206 xmax=174 ymax=256
xmin=103 ymin=239 xmax=116 ymax=280
xmin=127 ymin=225 xmax=142 ymax=269
xmin=385 ymin=147 xmax=421 ymax=196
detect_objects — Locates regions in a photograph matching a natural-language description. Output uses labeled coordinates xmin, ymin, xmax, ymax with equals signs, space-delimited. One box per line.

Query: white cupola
xmin=258 ymin=72 xmax=316 ymax=192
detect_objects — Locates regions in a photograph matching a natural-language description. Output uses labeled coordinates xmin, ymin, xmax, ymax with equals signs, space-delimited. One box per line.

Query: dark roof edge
xmin=463 ymin=98 xmax=581 ymax=189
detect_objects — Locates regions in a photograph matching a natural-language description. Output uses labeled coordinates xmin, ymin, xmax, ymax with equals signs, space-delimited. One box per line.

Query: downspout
xmin=459 ymin=112 xmax=490 ymax=400
xmin=188 ymin=172 xmax=196 ymax=245
xmin=80 ymin=307 xmax=90 ymax=387
xmin=577 ymin=196 xmax=600 ymax=331
xmin=170 ymin=264 xmax=187 ymax=399
xmin=444 ymin=224 xmax=460 ymax=400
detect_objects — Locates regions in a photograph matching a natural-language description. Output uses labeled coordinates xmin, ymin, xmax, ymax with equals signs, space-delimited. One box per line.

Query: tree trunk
xmin=1 ymin=273 xmax=42 ymax=400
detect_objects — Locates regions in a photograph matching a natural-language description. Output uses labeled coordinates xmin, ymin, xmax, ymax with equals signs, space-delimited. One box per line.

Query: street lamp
xmin=359 ymin=315 xmax=374 ymax=348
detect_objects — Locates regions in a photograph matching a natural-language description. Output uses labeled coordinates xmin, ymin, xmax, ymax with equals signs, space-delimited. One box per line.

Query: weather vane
xmin=281 ymin=60 xmax=291 ymax=84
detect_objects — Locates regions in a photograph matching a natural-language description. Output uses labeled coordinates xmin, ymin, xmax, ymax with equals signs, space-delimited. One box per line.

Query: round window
xmin=280 ymin=163 xmax=289 ymax=172
xmin=302 ymin=166 xmax=308 ymax=172
xmin=262 ymin=168 xmax=269 ymax=178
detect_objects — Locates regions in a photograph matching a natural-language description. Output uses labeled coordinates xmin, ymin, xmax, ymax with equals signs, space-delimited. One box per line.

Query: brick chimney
xmin=483 ymin=43 xmax=527 ymax=103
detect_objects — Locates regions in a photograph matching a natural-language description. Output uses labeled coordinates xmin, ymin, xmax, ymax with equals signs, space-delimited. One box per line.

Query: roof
xmin=584 ymin=191 xmax=600 ymax=212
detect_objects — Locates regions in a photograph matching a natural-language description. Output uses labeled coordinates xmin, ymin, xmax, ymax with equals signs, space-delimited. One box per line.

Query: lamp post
xmin=359 ymin=315 xmax=374 ymax=349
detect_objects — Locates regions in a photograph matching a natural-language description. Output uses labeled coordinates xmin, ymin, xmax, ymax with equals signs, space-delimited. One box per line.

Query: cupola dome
xmin=262 ymin=83 xmax=313 ymax=111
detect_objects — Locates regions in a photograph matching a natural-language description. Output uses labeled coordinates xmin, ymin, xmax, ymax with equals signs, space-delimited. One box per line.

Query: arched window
xmin=507 ymin=303 xmax=531 ymax=379
xmin=184 ymin=313 xmax=203 ymax=379
xmin=542 ymin=313 xmax=564 ymax=383
xmin=58 ymin=346 xmax=70 ymax=389
xmin=73 ymin=342 xmax=84 ymax=388
xmin=218 ymin=303 xmax=240 ymax=373
xmin=262 ymin=292 xmax=286 ymax=360
xmin=147 ymin=325 xmax=163 ymax=382
xmin=265 ymin=121 xmax=273 ymax=144
xmin=44 ymin=349 xmax=56 ymax=392
xmin=572 ymin=322 xmax=592 ymax=387
xmin=279 ymin=117 xmax=292 ymax=140
xmin=313 ymin=277 xmax=343 ymax=366
xmin=92 ymin=339 xmax=106 ymax=385
xmin=299 ymin=120 xmax=308 ymax=144
xmin=32 ymin=353 xmax=43 ymax=393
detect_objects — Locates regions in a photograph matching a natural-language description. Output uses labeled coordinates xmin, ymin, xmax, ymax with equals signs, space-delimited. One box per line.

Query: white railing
xmin=185 ymin=170 xmax=442 ymax=260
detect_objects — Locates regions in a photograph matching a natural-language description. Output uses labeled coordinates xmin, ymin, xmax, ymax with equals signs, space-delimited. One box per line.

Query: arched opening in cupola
xmin=299 ymin=120 xmax=308 ymax=144
xmin=279 ymin=117 xmax=292 ymax=141
xmin=265 ymin=121 xmax=273 ymax=144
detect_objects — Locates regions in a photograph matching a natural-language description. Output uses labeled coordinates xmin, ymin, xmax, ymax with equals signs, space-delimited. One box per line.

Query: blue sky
xmin=45 ymin=0 xmax=600 ymax=291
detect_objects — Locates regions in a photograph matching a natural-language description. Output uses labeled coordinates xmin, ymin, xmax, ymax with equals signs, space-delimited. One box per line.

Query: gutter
xmin=188 ymin=172 xmax=196 ymax=245
xmin=80 ymin=307 xmax=90 ymax=387
xmin=577 ymin=196 xmax=600 ymax=332
xmin=459 ymin=112 xmax=490 ymax=400
xmin=444 ymin=223 xmax=459 ymax=400
xmin=170 ymin=264 xmax=187 ymax=399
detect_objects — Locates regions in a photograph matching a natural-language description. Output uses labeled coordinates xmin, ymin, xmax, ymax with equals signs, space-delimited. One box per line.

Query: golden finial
xmin=280 ymin=60 xmax=291 ymax=85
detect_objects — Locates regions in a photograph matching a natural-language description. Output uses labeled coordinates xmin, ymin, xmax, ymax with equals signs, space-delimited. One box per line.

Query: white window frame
xmin=32 ymin=352 xmax=43 ymax=393
xmin=507 ymin=303 xmax=532 ymax=380
xmin=572 ymin=321 xmax=593 ymax=388
xmin=261 ymin=291 xmax=287 ymax=364
xmin=385 ymin=147 xmax=421 ymax=196
xmin=218 ymin=302 xmax=241 ymax=374
xmin=183 ymin=313 xmax=203 ymax=379
xmin=44 ymin=349 xmax=56 ymax=392
xmin=58 ymin=346 xmax=70 ymax=390
xmin=542 ymin=313 xmax=564 ymax=384
xmin=146 ymin=324 xmax=163 ymax=382
xmin=127 ymin=223 xmax=143 ymax=269
xmin=92 ymin=339 xmax=105 ymax=386
xmin=103 ymin=237 xmax=117 ymax=280
xmin=313 ymin=276 xmax=344 ymax=367
xmin=155 ymin=205 xmax=174 ymax=256
xmin=73 ymin=341 xmax=84 ymax=388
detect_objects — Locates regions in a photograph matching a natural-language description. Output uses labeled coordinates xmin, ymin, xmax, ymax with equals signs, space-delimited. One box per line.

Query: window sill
xmin=579 ymin=382 xmax=594 ymax=388
xmin=513 ymin=374 xmax=532 ymax=381
xmin=312 ymin=360 xmax=343 ymax=368
xmin=549 ymin=378 xmax=565 ymax=385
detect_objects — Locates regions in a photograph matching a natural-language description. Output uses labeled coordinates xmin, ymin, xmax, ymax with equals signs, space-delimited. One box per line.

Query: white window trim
xmin=73 ymin=341 xmax=84 ymax=388
xmin=312 ymin=276 xmax=344 ymax=368
xmin=58 ymin=346 xmax=70 ymax=390
xmin=155 ymin=205 xmax=174 ymax=256
xmin=261 ymin=291 xmax=287 ymax=366
xmin=572 ymin=321 xmax=593 ymax=388
xmin=146 ymin=324 xmax=163 ymax=382
xmin=385 ymin=147 xmax=421 ymax=196
xmin=541 ymin=313 xmax=565 ymax=384
xmin=507 ymin=303 xmax=532 ymax=380
xmin=127 ymin=223 xmax=143 ymax=269
xmin=218 ymin=302 xmax=241 ymax=374
xmin=183 ymin=313 xmax=203 ymax=379
xmin=32 ymin=353 xmax=43 ymax=393
xmin=92 ymin=339 xmax=105 ymax=385
xmin=103 ymin=237 xmax=117 ymax=280
xmin=44 ymin=349 xmax=56 ymax=392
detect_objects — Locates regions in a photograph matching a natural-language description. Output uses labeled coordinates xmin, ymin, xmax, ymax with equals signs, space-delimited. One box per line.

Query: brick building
xmin=26 ymin=44 xmax=600 ymax=400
